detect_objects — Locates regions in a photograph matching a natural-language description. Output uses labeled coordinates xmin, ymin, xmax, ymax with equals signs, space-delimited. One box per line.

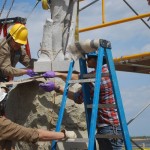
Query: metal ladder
xmin=51 ymin=39 xmax=132 ymax=150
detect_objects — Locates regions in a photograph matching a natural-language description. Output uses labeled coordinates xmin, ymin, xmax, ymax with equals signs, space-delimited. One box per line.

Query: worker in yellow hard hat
xmin=0 ymin=23 xmax=37 ymax=82
xmin=9 ymin=23 xmax=28 ymax=45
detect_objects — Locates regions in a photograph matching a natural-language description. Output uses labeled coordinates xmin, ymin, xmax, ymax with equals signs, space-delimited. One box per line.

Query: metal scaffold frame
xmin=79 ymin=0 xmax=150 ymax=32
xmin=78 ymin=0 xmax=150 ymax=74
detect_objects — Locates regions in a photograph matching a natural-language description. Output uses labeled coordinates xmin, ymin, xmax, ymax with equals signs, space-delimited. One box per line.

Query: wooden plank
xmin=1 ymin=76 xmax=44 ymax=86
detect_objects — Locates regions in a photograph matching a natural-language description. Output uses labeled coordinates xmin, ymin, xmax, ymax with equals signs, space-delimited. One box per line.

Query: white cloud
xmin=141 ymin=43 xmax=150 ymax=52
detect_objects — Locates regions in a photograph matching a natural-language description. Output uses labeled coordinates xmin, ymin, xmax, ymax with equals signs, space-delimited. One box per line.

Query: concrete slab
xmin=34 ymin=60 xmax=80 ymax=72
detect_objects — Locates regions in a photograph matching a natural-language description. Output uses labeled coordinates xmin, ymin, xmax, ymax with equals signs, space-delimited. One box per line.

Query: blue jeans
xmin=96 ymin=125 xmax=123 ymax=150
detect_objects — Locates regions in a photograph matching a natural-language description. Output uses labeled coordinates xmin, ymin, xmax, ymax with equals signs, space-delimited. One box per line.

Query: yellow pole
xmin=113 ymin=52 xmax=150 ymax=63
xmin=102 ymin=0 xmax=105 ymax=23
xmin=79 ymin=13 xmax=150 ymax=32
xmin=75 ymin=0 xmax=79 ymax=41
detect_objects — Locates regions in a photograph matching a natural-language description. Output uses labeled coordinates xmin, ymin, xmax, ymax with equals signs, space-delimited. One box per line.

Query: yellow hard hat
xmin=42 ymin=0 xmax=49 ymax=10
xmin=9 ymin=24 xmax=28 ymax=45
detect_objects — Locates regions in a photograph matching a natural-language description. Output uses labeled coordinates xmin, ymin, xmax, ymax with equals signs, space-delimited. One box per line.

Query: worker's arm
xmin=38 ymin=129 xmax=76 ymax=141
xmin=19 ymin=48 xmax=37 ymax=69
xmin=56 ymin=85 xmax=83 ymax=104
xmin=55 ymin=84 xmax=75 ymax=100
xmin=43 ymin=71 xmax=79 ymax=81
xmin=55 ymin=71 xmax=79 ymax=81
xmin=38 ymin=129 xmax=64 ymax=141
xmin=0 ymin=116 xmax=76 ymax=142
xmin=39 ymin=82 xmax=83 ymax=104
xmin=0 ymin=116 xmax=39 ymax=142
xmin=0 ymin=47 xmax=27 ymax=77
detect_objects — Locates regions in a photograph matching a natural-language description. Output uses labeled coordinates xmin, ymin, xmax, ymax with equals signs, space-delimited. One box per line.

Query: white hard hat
xmin=0 ymin=88 xmax=7 ymax=102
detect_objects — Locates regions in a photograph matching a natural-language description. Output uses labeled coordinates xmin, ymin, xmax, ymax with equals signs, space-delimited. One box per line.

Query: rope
xmin=25 ymin=0 xmax=40 ymax=19
xmin=53 ymin=49 xmax=62 ymax=61
xmin=37 ymin=48 xmax=63 ymax=61
xmin=0 ymin=0 xmax=7 ymax=17
xmin=37 ymin=49 xmax=51 ymax=58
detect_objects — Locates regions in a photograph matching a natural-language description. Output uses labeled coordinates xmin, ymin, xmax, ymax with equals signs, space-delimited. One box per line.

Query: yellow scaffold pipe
xmin=113 ymin=52 xmax=150 ymax=63
xmin=102 ymin=0 xmax=105 ymax=23
xmin=79 ymin=13 xmax=150 ymax=33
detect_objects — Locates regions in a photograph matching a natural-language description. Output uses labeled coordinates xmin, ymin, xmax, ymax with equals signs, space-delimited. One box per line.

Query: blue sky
xmin=1 ymin=0 xmax=150 ymax=136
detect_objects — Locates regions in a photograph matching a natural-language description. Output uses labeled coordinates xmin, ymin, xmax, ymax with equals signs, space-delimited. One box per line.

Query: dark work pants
xmin=97 ymin=125 xmax=123 ymax=150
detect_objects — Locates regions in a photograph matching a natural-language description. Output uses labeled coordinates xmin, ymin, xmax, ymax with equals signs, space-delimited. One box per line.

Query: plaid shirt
xmin=74 ymin=65 xmax=119 ymax=126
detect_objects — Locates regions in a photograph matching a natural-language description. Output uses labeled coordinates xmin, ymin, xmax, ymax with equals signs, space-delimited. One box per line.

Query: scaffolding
xmin=78 ymin=0 xmax=150 ymax=75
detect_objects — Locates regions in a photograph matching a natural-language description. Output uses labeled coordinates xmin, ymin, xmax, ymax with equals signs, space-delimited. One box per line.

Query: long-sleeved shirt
xmin=74 ymin=65 xmax=119 ymax=126
xmin=0 ymin=116 xmax=39 ymax=148
xmin=0 ymin=38 xmax=31 ymax=77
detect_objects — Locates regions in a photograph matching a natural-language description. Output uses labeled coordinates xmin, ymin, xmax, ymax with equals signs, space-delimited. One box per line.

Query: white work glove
xmin=0 ymin=88 xmax=7 ymax=102
xmin=61 ymin=129 xmax=77 ymax=140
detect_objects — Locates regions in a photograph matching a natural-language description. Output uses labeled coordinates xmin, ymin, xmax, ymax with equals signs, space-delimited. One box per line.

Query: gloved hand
xmin=61 ymin=129 xmax=77 ymax=140
xmin=39 ymin=81 xmax=55 ymax=92
xmin=42 ymin=71 xmax=55 ymax=78
xmin=26 ymin=69 xmax=37 ymax=77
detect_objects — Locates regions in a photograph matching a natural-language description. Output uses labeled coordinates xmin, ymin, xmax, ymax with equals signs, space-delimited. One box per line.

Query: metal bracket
xmin=99 ymin=39 xmax=111 ymax=49
xmin=0 ymin=17 xmax=27 ymax=25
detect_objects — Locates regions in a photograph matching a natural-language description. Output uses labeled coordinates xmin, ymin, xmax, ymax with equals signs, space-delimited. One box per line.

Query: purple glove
xmin=39 ymin=81 xmax=55 ymax=92
xmin=42 ymin=71 xmax=55 ymax=78
xmin=26 ymin=69 xmax=37 ymax=77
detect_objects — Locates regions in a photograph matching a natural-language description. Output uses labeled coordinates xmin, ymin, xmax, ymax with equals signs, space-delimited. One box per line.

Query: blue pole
xmin=105 ymin=48 xmax=132 ymax=150
xmin=88 ymin=47 xmax=104 ymax=150
xmin=79 ymin=58 xmax=91 ymax=135
xmin=51 ymin=60 xmax=75 ymax=150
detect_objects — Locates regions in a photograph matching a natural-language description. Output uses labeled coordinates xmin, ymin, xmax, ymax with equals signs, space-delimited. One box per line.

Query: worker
xmin=0 ymin=116 xmax=77 ymax=149
xmin=0 ymin=23 xmax=37 ymax=82
xmin=39 ymin=52 xmax=123 ymax=150
xmin=0 ymin=85 xmax=77 ymax=149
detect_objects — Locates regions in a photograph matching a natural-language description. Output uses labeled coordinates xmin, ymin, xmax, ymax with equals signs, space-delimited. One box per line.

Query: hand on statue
xmin=39 ymin=81 xmax=55 ymax=92
xmin=26 ymin=69 xmax=37 ymax=77
xmin=42 ymin=71 xmax=55 ymax=78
